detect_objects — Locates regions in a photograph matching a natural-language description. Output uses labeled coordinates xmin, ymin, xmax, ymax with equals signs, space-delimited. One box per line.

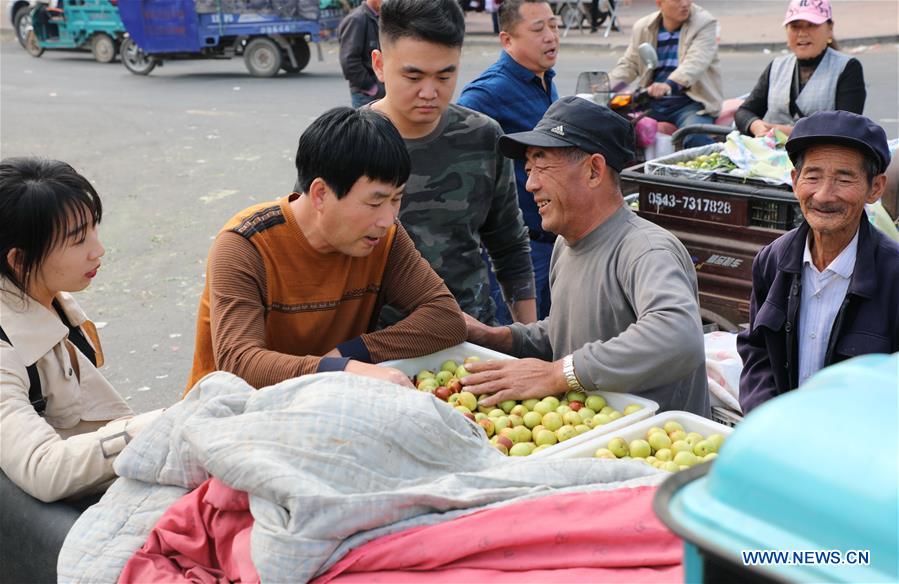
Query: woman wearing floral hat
xmin=734 ymin=0 xmax=866 ymax=137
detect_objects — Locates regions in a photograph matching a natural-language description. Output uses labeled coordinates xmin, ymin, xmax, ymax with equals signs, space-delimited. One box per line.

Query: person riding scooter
xmin=608 ymin=0 xmax=723 ymax=149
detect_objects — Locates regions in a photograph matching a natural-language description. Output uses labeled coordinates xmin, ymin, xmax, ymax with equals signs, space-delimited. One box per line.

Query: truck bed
xmin=622 ymin=164 xmax=801 ymax=331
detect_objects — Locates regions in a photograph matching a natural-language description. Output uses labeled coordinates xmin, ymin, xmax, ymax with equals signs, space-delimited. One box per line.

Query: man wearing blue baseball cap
xmin=738 ymin=110 xmax=899 ymax=414
xmin=460 ymin=96 xmax=709 ymax=416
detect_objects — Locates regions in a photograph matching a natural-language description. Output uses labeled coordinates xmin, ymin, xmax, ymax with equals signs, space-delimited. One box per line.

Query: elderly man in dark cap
xmin=738 ymin=110 xmax=899 ymax=415
xmin=461 ymin=96 xmax=709 ymax=416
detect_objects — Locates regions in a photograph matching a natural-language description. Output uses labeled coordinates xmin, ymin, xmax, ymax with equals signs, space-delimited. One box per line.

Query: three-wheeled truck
xmin=117 ymin=0 xmax=343 ymax=77
xmin=24 ymin=0 xmax=125 ymax=63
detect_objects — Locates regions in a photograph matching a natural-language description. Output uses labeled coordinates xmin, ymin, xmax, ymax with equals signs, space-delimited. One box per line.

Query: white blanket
xmin=59 ymin=371 xmax=666 ymax=583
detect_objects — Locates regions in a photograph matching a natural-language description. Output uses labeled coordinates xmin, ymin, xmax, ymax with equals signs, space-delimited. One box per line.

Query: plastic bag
xmin=633 ymin=116 xmax=658 ymax=149
xmin=704 ymin=331 xmax=742 ymax=412
xmin=722 ymin=129 xmax=793 ymax=185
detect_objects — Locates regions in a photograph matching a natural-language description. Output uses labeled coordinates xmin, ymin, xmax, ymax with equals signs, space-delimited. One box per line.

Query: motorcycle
xmin=575 ymin=43 xmax=742 ymax=159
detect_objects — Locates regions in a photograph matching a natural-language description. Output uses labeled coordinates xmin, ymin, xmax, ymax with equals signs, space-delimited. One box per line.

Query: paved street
xmin=461 ymin=0 xmax=899 ymax=51
xmin=1 ymin=37 xmax=897 ymax=412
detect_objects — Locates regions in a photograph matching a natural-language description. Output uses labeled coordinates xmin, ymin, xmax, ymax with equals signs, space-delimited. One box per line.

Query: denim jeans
xmin=350 ymin=90 xmax=379 ymax=109
xmin=484 ymin=239 xmax=553 ymax=325
xmin=649 ymin=100 xmax=716 ymax=148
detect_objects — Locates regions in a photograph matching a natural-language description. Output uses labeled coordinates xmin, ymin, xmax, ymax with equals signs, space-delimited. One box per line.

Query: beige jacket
xmin=609 ymin=4 xmax=723 ymax=116
xmin=0 ymin=286 xmax=161 ymax=502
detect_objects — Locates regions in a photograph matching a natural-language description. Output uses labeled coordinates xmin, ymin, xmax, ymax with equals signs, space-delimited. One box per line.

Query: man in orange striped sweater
xmin=185 ymin=107 xmax=466 ymax=393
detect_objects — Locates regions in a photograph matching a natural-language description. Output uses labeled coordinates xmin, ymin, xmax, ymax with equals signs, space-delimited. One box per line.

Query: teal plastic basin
xmin=655 ymin=353 xmax=898 ymax=583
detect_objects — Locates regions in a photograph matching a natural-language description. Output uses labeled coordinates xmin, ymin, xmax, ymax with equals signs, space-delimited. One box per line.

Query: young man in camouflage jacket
xmin=371 ymin=0 xmax=537 ymax=326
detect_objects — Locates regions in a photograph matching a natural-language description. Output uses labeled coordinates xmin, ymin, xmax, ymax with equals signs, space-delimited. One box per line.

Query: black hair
xmin=499 ymin=0 xmax=550 ymax=33
xmin=794 ymin=148 xmax=881 ymax=186
xmin=0 ymin=157 xmax=102 ymax=297
xmin=379 ymin=0 xmax=466 ymax=47
xmin=827 ymin=20 xmax=840 ymax=50
xmin=295 ymin=107 xmax=411 ymax=199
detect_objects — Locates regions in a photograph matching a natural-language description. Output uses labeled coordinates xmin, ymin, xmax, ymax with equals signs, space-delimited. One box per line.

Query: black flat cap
xmin=498 ymin=95 xmax=635 ymax=172
xmin=786 ymin=110 xmax=891 ymax=174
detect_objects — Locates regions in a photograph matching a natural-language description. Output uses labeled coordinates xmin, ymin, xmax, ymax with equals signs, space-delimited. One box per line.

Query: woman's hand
xmin=749 ymin=119 xmax=773 ymax=136
xmin=772 ymin=123 xmax=793 ymax=136
xmin=750 ymin=119 xmax=794 ymax=137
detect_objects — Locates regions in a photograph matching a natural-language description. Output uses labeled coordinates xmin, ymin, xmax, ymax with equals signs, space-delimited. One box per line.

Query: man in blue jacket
xmin=738 ymin=111 xmax=899 ymax=414
xmin=458 ymin=0 xmax=559 ymax=323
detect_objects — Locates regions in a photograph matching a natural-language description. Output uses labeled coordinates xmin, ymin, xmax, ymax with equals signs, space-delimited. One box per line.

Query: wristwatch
xmin=562 ymin=354 xmax=584 ymax=392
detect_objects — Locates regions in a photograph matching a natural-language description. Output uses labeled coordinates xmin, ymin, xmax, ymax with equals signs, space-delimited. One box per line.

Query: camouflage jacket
xmin=384 ymin=104 xmax=535 ymax=325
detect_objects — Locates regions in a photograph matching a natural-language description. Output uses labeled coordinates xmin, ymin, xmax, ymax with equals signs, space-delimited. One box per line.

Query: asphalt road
xmin=1 ymin=38 xmax=897 ymax=412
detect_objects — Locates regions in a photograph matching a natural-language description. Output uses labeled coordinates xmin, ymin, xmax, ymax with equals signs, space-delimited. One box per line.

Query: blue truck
xmin=118 ymin=0 xmax=346 ymax=76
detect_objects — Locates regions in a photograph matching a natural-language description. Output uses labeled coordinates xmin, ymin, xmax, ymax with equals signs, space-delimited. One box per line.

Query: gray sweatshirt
xmin=509 ymin=205 xmax=710 ymax=416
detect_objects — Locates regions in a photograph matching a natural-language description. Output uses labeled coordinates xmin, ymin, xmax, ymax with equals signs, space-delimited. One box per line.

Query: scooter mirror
xmin=637 ymin=42 xmax=659 ymax=70
xmin=575 ymin=71 xmax=611 ymax=104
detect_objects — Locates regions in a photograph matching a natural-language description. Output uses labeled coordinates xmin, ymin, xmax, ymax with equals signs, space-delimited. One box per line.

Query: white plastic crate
xmin=711 ymin=406 xmax=743 ymax=428
xmin=542 ymin=410 xmax=733 ymax=459
xmin=644 ymin=143 xmax=726 ymax=181
xmin=379 ymin=342 xmax=512 ymax=374
xmin=380 ymin=342 xmax=659 ymax=458
xmin=644 ymin=140 xmax=788 ymax=186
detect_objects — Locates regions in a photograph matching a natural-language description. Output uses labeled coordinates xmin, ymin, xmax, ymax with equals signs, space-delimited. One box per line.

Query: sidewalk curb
xmin=712 ymin=35 xmax=899 ymax=53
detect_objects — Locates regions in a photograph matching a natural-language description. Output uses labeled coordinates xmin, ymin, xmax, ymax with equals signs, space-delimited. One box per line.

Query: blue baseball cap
xmin=786 ymin=110 xmax=891 ymax=174
xmin=498 ymin=95 xmax=635 ymax=172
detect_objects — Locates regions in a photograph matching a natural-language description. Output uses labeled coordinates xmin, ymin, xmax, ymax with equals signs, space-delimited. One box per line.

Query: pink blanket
xmin=314 ymin=486 xmax=682 ymax=583
xmin=119 ymin=477 xmax=259 ymax=583
xmin=121 ymin=481 xmax=681 ymax=583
